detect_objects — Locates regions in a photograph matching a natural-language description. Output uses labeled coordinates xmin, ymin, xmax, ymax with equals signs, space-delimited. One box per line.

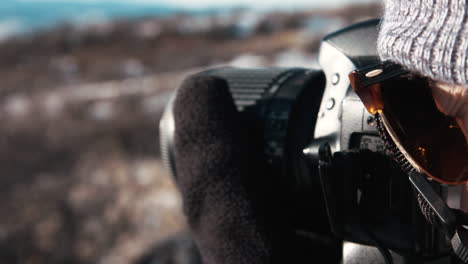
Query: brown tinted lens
xmin=380 ymin=76 xmax=468 ymax=184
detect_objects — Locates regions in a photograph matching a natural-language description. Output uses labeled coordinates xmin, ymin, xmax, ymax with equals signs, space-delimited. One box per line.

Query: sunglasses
xmin=349 ymin=62 xmax=468 ymax=185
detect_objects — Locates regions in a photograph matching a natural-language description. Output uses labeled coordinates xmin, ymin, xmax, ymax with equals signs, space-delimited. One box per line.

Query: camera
xmin=159 ymin=19 xmax=465 ymax=263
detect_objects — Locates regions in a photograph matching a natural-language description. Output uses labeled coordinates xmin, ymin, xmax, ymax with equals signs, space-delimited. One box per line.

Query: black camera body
xmin=160 ymin=19 xmax=462 ymax=263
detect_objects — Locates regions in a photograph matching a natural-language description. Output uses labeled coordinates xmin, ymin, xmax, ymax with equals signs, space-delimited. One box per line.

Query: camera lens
xmin=160 ymin=67 xmax=329 ymax=233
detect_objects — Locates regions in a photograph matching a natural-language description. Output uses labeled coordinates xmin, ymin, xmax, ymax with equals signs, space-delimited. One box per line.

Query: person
xmin=171 ymin=0 xmax=468 ymax=263
xmin=378 ymin=0 xmax=468 ymax=215
xmin=378 ymin=0 xmax=468 ymax=142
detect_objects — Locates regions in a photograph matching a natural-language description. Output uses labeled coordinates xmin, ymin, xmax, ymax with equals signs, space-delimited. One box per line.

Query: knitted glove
xmin=378 ymin=0 xmax=468 ymax=86
xmin=173 ymin=75 xmax=273 ymax=263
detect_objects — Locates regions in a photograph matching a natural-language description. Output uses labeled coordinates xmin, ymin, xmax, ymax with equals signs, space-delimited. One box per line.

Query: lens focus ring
xmin=207 ymin=67 xmax=302 ymax=110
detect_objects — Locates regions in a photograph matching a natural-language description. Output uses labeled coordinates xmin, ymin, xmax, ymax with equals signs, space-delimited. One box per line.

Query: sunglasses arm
xmin=408 ymin=171 xmax=468 ymax=262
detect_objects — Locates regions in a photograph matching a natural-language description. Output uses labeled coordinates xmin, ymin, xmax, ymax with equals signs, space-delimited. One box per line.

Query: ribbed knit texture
xmin=378 ymin=0 xmax=468 ymax=86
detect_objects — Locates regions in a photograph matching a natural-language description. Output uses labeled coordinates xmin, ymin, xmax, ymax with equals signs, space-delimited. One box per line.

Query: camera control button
xmin=332 ymin=73 xmax=340 ymax=85
xmin=326 ymin=98 xmax=335 ymax=110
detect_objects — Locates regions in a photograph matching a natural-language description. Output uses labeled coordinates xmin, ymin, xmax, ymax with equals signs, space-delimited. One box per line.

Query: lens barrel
xmin=207 ymin=67 xmax=325 ymax=180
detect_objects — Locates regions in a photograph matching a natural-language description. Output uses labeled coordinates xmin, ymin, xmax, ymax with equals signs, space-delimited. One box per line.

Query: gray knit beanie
xmin=378 ymin=0 xmax=468 ymax=86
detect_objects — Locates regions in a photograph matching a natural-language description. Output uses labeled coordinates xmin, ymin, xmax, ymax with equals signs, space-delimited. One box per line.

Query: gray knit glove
xmin=378 ymin=0 xmax=468 ymax=86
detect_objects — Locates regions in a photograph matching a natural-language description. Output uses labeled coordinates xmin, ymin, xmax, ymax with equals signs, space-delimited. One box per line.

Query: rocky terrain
xmin=0 ymin=3 xmax=381 ymax=264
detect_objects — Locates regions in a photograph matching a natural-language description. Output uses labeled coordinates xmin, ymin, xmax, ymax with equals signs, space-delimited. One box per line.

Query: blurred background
xmin=0 ymin=0 xmax=381 ymax=263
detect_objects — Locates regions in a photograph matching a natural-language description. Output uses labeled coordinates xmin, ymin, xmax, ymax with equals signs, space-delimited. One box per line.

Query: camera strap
xmin=408 ymin=171 xmax=468 ymax=262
